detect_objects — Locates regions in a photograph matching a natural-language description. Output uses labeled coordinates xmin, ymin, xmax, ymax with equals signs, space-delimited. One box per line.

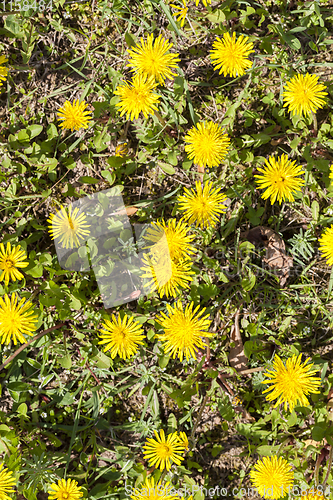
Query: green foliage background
xmin=1 ymin=0 xmax=333 ymax=498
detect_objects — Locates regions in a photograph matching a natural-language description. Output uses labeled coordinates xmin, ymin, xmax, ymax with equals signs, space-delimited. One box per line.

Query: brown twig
xmin=75 ymin=347 xmax=108 ymax=395
xmin=322 ymin=444 xmax=333 ymax=490
xmin=0 ymin=323 xmax=65 ymax=372
xmin=223 ymin=366 xmax=266 ymax=378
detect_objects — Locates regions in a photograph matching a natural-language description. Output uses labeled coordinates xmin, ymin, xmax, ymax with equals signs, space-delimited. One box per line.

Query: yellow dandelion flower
xmin=184 ymin=121 xmax=230 ymax=169
xmin=143 ymin=429 xmax=185 ymax=471
xmin=127 ymin=34 xmax=180 ymax=85
xmin=156 ymin=300 xmax=212 ymax=361
xmin=295 ymin=489 xmax=327 ymax=500
xmin=254 ymin=154 xmax=305 ymax=204
xmin=319 ymin=224 xmax=333 ymax=266
xmin=57 ymin=99 xmax=92 ymax=131
xmin=98 ymin=314 xmax=145 ymax=359
xmin=114 ymin=74 xmax=160 ymax=121
xmin=0 ymin=56 xmax=8 ymax=88
xmin=47 ymin=205 xmax=91 ymax=250
xmin=283 ymin=73 xmax=327 ymax=117
xmin=210 ymin=32 xmax=254 ymax=78
xmin=195 ymin=0 xmax=211 ymax=5
xmin=143 ymin=219 xmax=195 ymax=261
xmin=115 ymin=142 xmax=128 ymax=157
xmin=0 ymin=293 xmax=37 ymax=345
xmin=177 ymin=431 xmax=189 ymax=450
xmin=140 ymin=253 xmax=194 ymax=298
xmin=130 ymin=477 xmax=178 ymax=500
xmin=262 ymin=354 xmax=321 ymax=412
xmin=170 ymin=0 xmax=188 ymax=28
xmin=0 ymin=242 xmax=29 ymax=286
xmin=250 ymin=456 xmax=294 ymax=499
xmin=329 ymin=164 xmax=333 ymax=184
xmin=0 ymin=463 xmax=16 ymax=500
xmin=48 ymin=478 xmax=83 ymax=500
xmin=178 ymin=180 xmax=227 ymax=229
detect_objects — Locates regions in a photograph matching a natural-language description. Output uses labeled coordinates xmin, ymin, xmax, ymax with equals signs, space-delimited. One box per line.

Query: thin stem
xmin=159 ymin=469 xmax=168 ymax=483
xmin=190 ymin=391 xmax=210 ymax=449
xmin=0 ymin=323 xmax=65 ymax=372
xmin=322 ymin=444 xmax=333 ymax=490
xmin=154 ymin=110 xmax=167 ymax=127
xmin=119 ymin=120 xmax=130 ymax=142
xmin=312 ymin=111 xmax=318 ymax=136
xmin=314 ymin=451 xmax=321 ymax=487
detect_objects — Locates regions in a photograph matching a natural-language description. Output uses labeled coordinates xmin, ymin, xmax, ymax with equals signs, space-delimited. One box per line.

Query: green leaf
xmin=17 ymin=403 xmax=28 ymax=416
xmin=101 ymin=170 xmax=116 ymax=184
xmin=158 ymin=162 xmax=175 ymax=175
xmin=17 ymin=129 xmax=29 ymax=143
xmin=6 ymin=382 xmax=31 ymax=392
xmin=311 ymin=200 xmax=319 ymax=223
xmin=69 ymin=296 xmax=81 ymax=310
xmin=158 ymin=354 xmax=170 ymax=369
xmin=27 ymin=124 xmax=43 ymax=139
xmin=211 ymin=445 xmax=223 ymax=457
xmin=59 ymin=354 xmax=72 ymax=369
xmin=257 ymin=445 xmax=281 ymax=456
xmin=312 ymin=424 xmax=326 ymax=441
xmin=25 ymin=262 xmax=43 ymax=278
xmin=107 ymin=156 xmax=125 ymax=169
xmin=78 ymin=176 xmax=100 ymax=184
xmin=167 ymin=413 xmax=177 ymax=433
xmin=125 ymin=31 xmax=136 ymax=47
xmin=92 ymin=351 xmax=111 ymax=369
xmin=241 ymin=270 xmax=256 ymax=291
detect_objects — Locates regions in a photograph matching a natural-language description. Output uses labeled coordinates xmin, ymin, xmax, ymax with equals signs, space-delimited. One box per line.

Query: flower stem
xmin=119 ymin=120 xmax=130 ymax=142
xmin=159 ymin=469 xmax=168 ymax=483
xmin=314 ymin=451 xmax=321 ymax=487
xmin=312 ymin=111 xmax=318 ymax=137
xmin=322 ymin=444 xmax=333 ymax=490
xmin=154 ymin=110 xmax=167 ymax=128
xmin=190 ymin=390 xmax=210 ymax=449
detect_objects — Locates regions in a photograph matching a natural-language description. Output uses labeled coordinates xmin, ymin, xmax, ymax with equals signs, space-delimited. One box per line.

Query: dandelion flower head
xmin=57 ymin=99 xmax=92 ymax=131
xmin=210 ymin=32 xmax=254 ymax=78
xmin=48 ymin=478 xmax=83 ymax=500
xmin=0 ymin=56 xmax=8 ymax=88
xmin=156 ymin=300 xmax=212 ymax=361
xmin=262 ymin=354 xmax=321 ymax=412
xmin=0 ymin=242 xmax=29 ymax=286
xmin=140 ymin=253 xmax=193 ymax=298
xmin=184 ymin=121 xmax=230 ymax=169
xmin=249 ymin=456 xmax=294 ymax=499
xmin=143 ymin=429 xmax=186 ymax=471
xmin=319 ymin=224 xmax=333 ymax=266
xmin=127 ymin=34 xmax=180 ymax=85
xmin=170 ymin=0 xmax=188 ymax=28
xmin=0 ymin=293 xmax=37 ymax=345
xmin=114 ymin=74 xmax=160 ymax=121
xmin=254 ymin=154 xmax=305 ymax=204
xmin=47 ymin=205 xmax=91 ymax=250
xmin=144 ymin=219 xmax=195 ymax=262
xmin=0 ymin=463 xmax=16 ymax=500
xmin=178 ymin=180 xmax=227 ymax=229
xmin=283 ymin=73 xmax=327 ymax=117
xmin=98 ymin=314 xmax=145 ymax=359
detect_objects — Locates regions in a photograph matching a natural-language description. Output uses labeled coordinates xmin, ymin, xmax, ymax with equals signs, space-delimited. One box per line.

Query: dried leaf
xmin=116 ymin=206 xmax=138 ymax=216
xmin=229 ymin=309 xmax=248 ymax=372
xmin=242 ymin=226 xmax=293 ymax=287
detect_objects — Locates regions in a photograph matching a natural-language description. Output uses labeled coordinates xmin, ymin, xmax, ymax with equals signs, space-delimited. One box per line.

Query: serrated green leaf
xmin=158 ymin=162 xmax=175 ymax=175
xmin=78 ymin=176 xmax=100 ymax=184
